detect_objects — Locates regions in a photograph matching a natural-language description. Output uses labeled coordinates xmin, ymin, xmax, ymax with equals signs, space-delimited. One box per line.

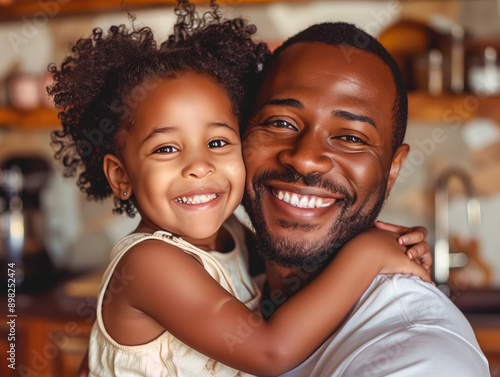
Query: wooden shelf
xmin=408 ymin=92 xmax=500 ymax=125
xmin=2 ymin=93 xmax=500 ymax=130
xmin=0 ymin=0 xmax=304 ymax=22
xmin=0 ymin=107 xmax=59 ymax=129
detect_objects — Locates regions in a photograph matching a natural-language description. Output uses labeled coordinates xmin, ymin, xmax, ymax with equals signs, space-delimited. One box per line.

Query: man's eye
xmin=266 ymin=120 xmax=296 ymax=130
xmin=208 ymin=139 xmax=228 ymax=148
xmin=154 ymin=145 xmax=179 ymax=154
xmin=339 ymin=135 xmax=364 ymax=143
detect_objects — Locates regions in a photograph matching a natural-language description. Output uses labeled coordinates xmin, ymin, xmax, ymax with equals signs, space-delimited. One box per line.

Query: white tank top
xmin=89 ymin=216 xmax=260 ymax=377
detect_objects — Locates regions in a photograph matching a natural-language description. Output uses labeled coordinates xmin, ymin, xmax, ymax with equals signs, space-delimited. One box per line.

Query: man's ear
xmin=103 ymin=154 xmax=131 ymax=201
xmin=385 ymin=143 xmax=409 ymax=198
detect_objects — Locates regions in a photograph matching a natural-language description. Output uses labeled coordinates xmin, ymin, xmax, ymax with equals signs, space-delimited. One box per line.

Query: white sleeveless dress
xmin=89 ymin=216 xmax=261 ymax=377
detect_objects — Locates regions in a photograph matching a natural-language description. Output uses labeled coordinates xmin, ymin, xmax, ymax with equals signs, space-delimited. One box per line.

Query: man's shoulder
xmin=281 ymin=275 xmax=490 ymax=377
xmin=358 ymin=274 xmax=473 ymax=332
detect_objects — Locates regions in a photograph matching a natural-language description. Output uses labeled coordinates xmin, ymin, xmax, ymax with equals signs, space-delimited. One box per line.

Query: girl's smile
xmin=103 ymin=72 xmax=245 ymax=249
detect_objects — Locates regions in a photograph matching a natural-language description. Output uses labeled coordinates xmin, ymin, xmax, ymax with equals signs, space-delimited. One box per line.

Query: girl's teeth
xmin=176 ymin=194 xmax=218 ymax=204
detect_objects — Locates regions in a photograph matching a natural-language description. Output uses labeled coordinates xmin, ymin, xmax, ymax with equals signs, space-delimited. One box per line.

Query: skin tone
xmin=243 ymin=42 xmax=423 ymax=299
xmin=97 ymin=69 xmax=432 ymax=376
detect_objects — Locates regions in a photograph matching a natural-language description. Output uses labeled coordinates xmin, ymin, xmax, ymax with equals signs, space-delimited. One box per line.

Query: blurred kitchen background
xmin=0 ymin=0 xmax=499 ymax=376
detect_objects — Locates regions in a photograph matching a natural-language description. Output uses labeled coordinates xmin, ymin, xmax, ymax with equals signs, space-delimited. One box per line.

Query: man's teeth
xmin=274 ymin=190 xmax=332 ymax=208
xmin=175 ymin=194 xmax=218 ymax=204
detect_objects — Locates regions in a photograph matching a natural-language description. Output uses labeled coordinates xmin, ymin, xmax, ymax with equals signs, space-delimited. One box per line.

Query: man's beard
xmin=243 ymin=169 xmax=388 ymax=272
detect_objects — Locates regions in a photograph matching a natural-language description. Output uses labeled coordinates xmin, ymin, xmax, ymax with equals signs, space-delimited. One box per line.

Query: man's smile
xmin=271 ymin=189 xmax=335 ymax=208
xmin=261 ymin=180 xmax=346 ymax=220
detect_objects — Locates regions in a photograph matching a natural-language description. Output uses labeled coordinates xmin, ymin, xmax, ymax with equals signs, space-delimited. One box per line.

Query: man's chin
xmin=255 ymin=230 xmax=338 ymax=271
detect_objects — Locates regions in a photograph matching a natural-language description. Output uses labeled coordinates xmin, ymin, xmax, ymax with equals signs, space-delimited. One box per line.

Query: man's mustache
xmin=252 ymin=169 xmax=354 ymax=203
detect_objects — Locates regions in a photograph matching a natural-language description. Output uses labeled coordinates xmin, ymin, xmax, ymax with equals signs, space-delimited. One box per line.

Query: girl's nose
xmin=181 ymin=154 xmax=215 ymax=179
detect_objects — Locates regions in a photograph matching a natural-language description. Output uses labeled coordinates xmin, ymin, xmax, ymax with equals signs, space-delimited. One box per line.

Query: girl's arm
xmin=119 ymin=228 xmax=431 ymax=376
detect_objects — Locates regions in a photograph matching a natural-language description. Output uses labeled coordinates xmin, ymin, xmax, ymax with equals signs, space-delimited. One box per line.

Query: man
xmin=79 ymin=20 xmax=489 ymax=377
xmin=242 ymin=22 xmax=490 ymax=376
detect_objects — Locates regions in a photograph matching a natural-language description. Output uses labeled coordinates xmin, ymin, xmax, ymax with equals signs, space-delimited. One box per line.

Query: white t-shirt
xmin=282 ymin=274 xmax=490 ymax=377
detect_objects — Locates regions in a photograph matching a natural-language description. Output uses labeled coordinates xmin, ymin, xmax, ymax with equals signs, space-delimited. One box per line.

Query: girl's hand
xmin=374 ymin=220 xmax=432 ymax=271
xmin=344 ymin=228 xmax=434 ymax=285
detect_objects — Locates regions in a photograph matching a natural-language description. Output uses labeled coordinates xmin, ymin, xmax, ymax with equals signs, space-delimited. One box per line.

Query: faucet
xmin=433 ymin=168 xmax=481 ymax=285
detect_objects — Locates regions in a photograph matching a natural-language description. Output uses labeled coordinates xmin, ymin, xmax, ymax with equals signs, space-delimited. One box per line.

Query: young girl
xmin=49 ymin=2 xmax=432 ymax=376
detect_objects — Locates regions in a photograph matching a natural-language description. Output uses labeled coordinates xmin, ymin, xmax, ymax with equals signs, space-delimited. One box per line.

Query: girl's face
xmin=111 ymin=72 xmax=245 ymax=243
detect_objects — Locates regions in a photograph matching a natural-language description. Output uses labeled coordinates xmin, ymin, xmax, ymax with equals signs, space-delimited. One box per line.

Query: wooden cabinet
xmin=0 ymin=318 xmax=92 ymax=377
xmin=0 ymin=276 xmax=96 ymax=377
xmin=408 ymin=92 xmax=500 ymax=125
xmin=0 ymin=107 xmax=60 ymax=130
xmin=473 ymin=324 xmax=500 ymax=377
xmin=461 ymin=312 xmax=500 ymax=377
xmin=0 ymin=320 xmax=28 ymax=377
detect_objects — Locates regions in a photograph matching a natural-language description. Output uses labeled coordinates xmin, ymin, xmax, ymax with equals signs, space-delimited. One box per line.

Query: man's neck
xmin=262 ymin=261 xmax=320 ymax=312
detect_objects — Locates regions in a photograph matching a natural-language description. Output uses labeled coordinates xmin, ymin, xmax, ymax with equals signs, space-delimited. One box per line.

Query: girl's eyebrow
xmin=141 ymin=126 xmax=177 ymax=145
xmin=141 ymin=122 xmax=238 ymax=145
xmin=209 ymin=122 xmax=239 ymax=135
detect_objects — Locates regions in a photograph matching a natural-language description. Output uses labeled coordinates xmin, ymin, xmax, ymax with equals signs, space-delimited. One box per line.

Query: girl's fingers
xmin=374 ymin=222 xmax=429 ymax=248
xmin=398 ymin=226 xmax=428 ymax=246
xmin=373 ymin=220 xmax=408 ymax=234
xmin=406 ymin=243 xmax=433 ymax=271
xmin=375 ymin=221 xmax=432 ymax=271
xmin=419 ymin=252 xmax=433 ymax=271
xmin=407 ymin=260 xmax=434 ymax=284
xmin=406 ymin=241 xmax=430 ymax=259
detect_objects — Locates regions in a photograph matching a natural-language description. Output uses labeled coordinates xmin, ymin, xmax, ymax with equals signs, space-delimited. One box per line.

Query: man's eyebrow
xmin=264 ymin=98 xmax=305 ymax=109
xmin=333 ymin=109 xmax=377 ymax=129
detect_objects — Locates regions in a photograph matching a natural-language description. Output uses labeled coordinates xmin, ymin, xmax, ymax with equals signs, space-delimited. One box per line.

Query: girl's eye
xmin=266 ymin=120 xmax=297 ymax=130
xmin=208 ymin=139 xmax=228 ymax=148
xmin=154 ymin=145 xmax=179 ymax=154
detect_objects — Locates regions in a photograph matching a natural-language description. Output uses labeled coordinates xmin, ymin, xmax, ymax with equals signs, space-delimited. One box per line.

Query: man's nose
xmin=277 ymin=130 xmax=333 ymax=176
xmin=181 ymin=152 xmax=215 ymax=179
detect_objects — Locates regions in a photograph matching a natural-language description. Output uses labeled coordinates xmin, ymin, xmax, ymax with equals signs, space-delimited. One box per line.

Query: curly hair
xmin=48 ymin=0 xmax=269 ymax=217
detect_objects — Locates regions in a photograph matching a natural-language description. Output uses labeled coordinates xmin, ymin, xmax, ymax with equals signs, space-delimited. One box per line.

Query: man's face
xmin=243 ymin=42 xmax=409 ymax=271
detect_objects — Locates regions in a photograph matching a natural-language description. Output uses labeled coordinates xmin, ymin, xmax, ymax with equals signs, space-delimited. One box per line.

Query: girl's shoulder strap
xmin=147 ymin=230 xmax=241 ymax=298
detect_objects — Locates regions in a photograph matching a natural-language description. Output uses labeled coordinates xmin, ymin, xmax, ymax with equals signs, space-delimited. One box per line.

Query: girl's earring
xmin=123 ymin=192 xmax=127 ymax=197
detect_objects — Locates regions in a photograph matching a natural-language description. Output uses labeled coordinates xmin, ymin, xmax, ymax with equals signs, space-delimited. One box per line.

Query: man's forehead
xmin=256 ymin=42 xmax=395 ymax=110
xmin=264 ymin=42 xmax=390 ymax=82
